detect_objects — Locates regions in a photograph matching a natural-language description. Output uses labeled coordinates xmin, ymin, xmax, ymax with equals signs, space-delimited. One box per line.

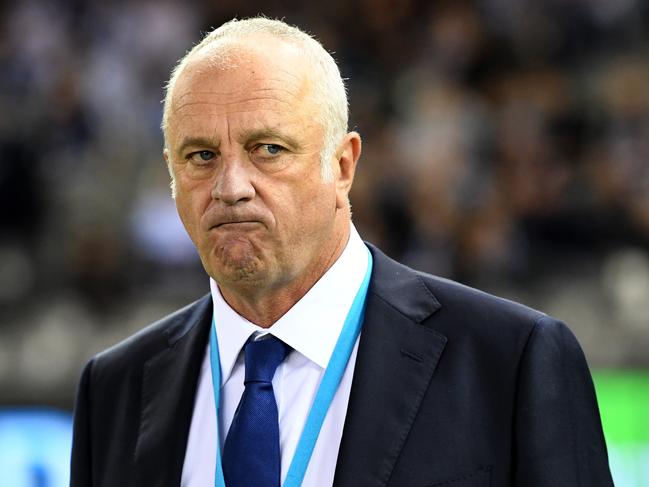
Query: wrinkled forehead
xmin=170 ymin=37 xmax=314 ymax=111
xmin=164 ymin=37 xmax=326 ymax=151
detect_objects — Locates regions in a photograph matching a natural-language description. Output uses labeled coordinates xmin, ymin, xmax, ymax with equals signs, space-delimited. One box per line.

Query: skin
xmin=164 ymin=36 xmax=362 ymax=327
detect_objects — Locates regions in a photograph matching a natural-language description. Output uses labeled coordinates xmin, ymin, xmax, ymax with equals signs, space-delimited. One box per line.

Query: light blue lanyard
xmin=209 ymin=246 xmax=373 ymax=487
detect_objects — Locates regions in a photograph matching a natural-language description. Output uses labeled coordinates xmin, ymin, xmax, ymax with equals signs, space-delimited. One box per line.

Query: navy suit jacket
xmin=71 ymin=244 xmax=614 ymax=486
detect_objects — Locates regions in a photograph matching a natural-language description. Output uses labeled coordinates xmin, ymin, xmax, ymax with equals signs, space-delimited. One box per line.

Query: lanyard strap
xmin=209 ymin=246 xmax=373 ymax=487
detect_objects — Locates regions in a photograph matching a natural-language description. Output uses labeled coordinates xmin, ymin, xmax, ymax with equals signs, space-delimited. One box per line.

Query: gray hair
xmin=161 ymin=17 xmax=349 ymax=184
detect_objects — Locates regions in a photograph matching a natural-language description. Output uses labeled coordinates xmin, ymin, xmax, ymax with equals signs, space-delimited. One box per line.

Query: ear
xmin=334 ymin=131 xmax=362 ymax=210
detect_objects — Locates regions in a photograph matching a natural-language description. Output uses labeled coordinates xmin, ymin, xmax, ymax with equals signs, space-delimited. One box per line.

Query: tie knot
xmin=243 ymin=336 xmax=289 ymax=384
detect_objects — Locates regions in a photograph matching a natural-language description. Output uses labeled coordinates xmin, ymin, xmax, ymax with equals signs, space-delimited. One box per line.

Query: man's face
xmin=165 ymin=39 xmax=352 ymax=301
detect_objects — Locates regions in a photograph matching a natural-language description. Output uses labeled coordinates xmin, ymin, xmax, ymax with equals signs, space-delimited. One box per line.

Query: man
xmin=71 ymin=17 xmax=614 ymax=487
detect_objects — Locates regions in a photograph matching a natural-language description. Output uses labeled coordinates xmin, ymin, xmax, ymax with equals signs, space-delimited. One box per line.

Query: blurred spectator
xmin=1 ymin=0 xmax=648 ymax=409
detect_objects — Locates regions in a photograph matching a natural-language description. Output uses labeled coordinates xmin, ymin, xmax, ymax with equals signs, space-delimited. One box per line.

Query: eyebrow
xmin=176 ymin=136 xmax=219 ymax=155
xmin=239 ymin=128 xmax=302 ymax=151
xmin=175 ymin=128 xmax=303 ymax=156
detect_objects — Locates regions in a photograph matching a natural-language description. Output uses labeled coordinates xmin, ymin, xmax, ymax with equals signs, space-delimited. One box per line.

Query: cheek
xmin=173 ymin=195 xmax=194 ymax=237
xmin=174 ymin=186 xmax=206 ymax=239
xmin=287 ymin=181 xmax=336 ymax=231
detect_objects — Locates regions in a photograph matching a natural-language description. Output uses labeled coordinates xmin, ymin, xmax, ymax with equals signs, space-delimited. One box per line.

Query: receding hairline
xmin=162 ymin=18 xmax=348 ymax=134
xmin=165 ymin=38 xmax=326 ymax=150
xmin=168 ymin=34 xmax=314 ymax=108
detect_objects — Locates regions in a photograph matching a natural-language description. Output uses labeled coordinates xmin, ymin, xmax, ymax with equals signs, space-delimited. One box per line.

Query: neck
xmin=219 ymin=222 xmax=351 ymax=328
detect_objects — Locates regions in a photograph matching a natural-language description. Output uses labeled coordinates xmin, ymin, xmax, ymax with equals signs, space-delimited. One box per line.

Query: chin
xmin=210 ymin=243 xmax=266 ymax=284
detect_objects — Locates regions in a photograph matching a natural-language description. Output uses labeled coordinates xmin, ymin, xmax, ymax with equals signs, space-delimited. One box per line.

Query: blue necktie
xmin=222 ymin=336 xmax=290 ymax=487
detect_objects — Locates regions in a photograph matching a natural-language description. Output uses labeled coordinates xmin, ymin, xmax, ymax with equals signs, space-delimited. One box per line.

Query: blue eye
xmin=199 ymin=150 xmax=214 ymax=160
xmin=249 ymin=143 xmax=286 ymax=163
xmin=187 ymin=150 xmax=215 ymax=165
xmin=265 ymin=144 xmax=281 ymax=155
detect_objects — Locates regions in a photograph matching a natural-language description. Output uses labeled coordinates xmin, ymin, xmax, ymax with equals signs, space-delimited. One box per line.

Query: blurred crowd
xmin=1 ymin=0 xmax=649 ymax=409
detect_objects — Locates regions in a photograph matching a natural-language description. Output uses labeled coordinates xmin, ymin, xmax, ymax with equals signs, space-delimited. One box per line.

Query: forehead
xmin=168 ymin=39 xmax=316 ymax=131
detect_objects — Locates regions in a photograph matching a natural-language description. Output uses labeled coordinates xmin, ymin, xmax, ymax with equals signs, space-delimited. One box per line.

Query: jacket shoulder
xmin=368 ymin=243 xmax=552 ymax=340
xmin=90 ymin=294 xmax=212 ymax=375
xmin=421 ymin=272 xmax=547 ymax=324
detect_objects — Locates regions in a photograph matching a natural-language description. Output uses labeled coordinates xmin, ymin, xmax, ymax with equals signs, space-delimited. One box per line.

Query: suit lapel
xmin=134 ymin=295 xmax=212 ymax=486
xmin=334 ymin=246 xmax=447 ymax=487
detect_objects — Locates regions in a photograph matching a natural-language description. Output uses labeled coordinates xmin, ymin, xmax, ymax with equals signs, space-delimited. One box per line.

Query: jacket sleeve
xmin=71 ymin=358 xmax=94 ymax=487
xmin=513 ymin=316 xmax=614 ymax=486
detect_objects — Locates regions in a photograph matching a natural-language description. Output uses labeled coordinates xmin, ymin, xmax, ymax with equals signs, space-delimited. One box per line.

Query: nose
xmin=211 ymin=157 xmax=255 ymax=205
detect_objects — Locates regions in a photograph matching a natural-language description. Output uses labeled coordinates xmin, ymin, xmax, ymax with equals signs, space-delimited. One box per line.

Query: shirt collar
xmin=210 ymin=224 xmax=369 ymax=384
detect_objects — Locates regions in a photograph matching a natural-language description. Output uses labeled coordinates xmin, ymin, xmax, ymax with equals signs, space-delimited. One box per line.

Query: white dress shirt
xmin=181 ymin=225 xmax=369 ymax=486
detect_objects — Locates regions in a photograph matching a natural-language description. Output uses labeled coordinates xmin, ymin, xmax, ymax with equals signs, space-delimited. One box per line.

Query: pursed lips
xmin=203 ymin=212 xmax=266 ymax=232
xmin=210 ymin=220 xmax=262 ymax=230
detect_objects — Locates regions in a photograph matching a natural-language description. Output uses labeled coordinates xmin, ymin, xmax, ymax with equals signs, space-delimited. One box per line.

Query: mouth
xmin=212 ymin=220 xmax=261 ymax=230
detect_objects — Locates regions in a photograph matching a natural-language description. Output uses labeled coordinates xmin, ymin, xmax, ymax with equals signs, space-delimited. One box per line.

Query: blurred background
xmin=1 ymin=0 xmax=648 ymax=485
